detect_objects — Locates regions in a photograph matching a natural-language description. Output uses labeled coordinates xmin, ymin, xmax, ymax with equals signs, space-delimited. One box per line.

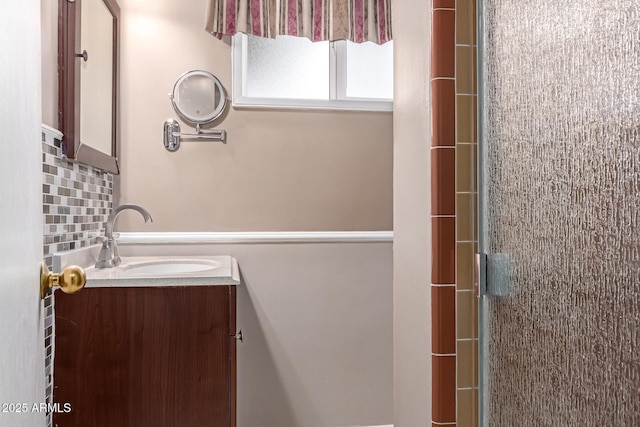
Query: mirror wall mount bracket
xmin=164 ymin=70 xmax=228 ymax=152
xmin=164 ymin=119 xmax=181 ymax=152
xmin=163 ymin=119 xmax=226 ymax=152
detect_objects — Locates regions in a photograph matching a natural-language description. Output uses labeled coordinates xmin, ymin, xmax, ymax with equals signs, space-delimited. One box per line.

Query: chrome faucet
xmin=95 ymin=204 xmax=153 ymax=268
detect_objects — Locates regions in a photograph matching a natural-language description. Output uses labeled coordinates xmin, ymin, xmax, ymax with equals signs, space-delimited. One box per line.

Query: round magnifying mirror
xmin=171 ymin=70 xmax=227 ymax=124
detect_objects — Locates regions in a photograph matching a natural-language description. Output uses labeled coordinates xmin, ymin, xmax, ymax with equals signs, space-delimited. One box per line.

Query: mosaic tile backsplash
xmin=41 ymin=126 xmax=113 ymax=427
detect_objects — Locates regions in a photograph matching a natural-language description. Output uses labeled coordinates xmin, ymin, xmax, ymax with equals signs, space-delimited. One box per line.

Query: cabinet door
xmin=53 ymin=286 xmax=233 ymax=426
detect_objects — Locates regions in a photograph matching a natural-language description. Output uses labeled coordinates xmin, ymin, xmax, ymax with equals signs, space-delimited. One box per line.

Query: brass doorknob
xmin=40 ymin=263 xmax=86 ymax=299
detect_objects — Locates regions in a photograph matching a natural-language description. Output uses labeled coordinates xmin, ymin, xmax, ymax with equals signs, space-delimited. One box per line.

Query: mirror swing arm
xmin=163 ymin=120 xmax=226 ymax=152
xmin=163 ymin=70 xmax=228 ymax=152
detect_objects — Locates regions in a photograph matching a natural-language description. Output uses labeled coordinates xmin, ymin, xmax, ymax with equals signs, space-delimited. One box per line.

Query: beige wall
xmin=392 ymin=0 xmax=432 ymax=425
xmin=116 ymin=0 xmax=393 ymax=232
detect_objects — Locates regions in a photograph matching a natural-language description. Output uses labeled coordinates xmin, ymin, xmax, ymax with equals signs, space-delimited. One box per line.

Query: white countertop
xmin=53 ymin=245 xmax=240 ymax=287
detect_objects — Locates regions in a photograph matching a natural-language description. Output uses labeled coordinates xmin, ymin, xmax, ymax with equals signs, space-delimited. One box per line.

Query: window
xmin=232 ymin=34 xmax=393 ymax=111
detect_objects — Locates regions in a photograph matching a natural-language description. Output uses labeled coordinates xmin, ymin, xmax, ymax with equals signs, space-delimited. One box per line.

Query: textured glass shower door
xmin=478 ymin=1 xmax=640 ymax=426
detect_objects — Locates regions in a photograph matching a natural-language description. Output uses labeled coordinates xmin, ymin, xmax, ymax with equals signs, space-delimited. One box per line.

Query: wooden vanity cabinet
xmin=53 ymin=285 xmax=237 ymax=427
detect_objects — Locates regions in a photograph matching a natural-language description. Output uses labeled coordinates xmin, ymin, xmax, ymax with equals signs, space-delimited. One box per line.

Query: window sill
xmin=232 ymin=96 xmax=393 ymax=112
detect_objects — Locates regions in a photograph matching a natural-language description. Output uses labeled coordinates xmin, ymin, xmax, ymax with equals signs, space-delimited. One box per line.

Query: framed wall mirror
xmin=59 ymin=0 xmax=120 ymax=174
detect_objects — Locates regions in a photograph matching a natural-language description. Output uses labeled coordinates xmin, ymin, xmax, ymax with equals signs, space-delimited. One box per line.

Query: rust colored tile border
xmin=432 ymin=217 xmax=457 ymax=284
xmin=432 ymin=79 xmax=457 ymax=147
xmin=431 ymin=1 xmax=459 ymax=426
xmin=431 ymin=148 xmax=456 ymax=215
xmin=432 ymin=286 xmax=457 ymax=355
xmin=431 ymin=9 xmax=456 ymax=78
xmin=433 ymin=0 xmax=456 ymax=9
xmin=432 ymin=355 xmax=457 ymax=423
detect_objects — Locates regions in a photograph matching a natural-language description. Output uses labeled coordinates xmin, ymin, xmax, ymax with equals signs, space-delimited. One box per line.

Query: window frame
xmin=231 ymin=33 xmax=393 ymax=112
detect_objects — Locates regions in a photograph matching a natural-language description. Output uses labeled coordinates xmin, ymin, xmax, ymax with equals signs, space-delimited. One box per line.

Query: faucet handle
xmin=96 ymin=232 xmax=119 ymax=243
xmin=96 ymin=235 xmax=116 ymax=246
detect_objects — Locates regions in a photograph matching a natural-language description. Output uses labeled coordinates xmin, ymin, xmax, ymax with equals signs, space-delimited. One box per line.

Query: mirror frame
xmin=171 ymin=70 xmax=228 ymax=125
xmin=59 ymin=0 xmax=120 ymax=174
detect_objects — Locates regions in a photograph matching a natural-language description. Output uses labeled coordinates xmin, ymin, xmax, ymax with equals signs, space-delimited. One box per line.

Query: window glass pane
xmin=345 ymin=41 xmax=393 ymax=100
xmin=246 ymin=35 xmax=330 ymax=100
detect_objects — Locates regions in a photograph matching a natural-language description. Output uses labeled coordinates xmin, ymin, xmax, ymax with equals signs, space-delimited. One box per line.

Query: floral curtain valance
xmin=205 ymin=0 xmax=392 ymax=44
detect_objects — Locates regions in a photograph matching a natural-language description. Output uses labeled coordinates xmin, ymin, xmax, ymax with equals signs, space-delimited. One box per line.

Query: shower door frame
xmin=476 ymin=0 xmax=488 ymax=424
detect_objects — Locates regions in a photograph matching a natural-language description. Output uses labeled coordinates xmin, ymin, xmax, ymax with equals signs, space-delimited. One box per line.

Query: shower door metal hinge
xmin=476 ymin=253 xmax=510 ymax=298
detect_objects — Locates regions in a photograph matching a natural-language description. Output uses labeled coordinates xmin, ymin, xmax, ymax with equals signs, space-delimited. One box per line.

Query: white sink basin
xmin=121 ymin=259 xmax=222 ymax=276
xmin=80 ymin=255 xmax=240 ymax=287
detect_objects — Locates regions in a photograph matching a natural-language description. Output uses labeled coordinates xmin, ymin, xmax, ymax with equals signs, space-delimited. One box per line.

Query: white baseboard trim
xmin=118 ymin=231 xmax=393 ymax=245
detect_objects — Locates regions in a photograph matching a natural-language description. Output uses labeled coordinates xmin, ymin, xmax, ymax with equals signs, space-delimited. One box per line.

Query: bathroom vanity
xmin=51 ymin=254 xmax=240 ymax=427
